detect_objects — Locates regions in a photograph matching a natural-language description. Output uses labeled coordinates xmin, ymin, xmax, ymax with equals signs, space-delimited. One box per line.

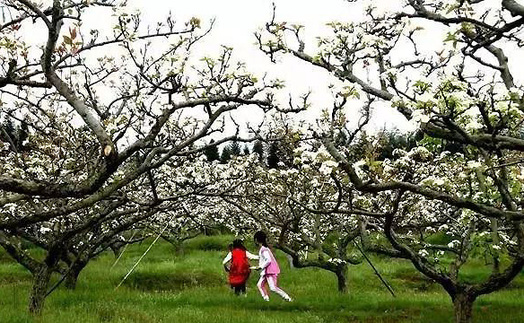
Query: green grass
xmin=1 ymin=235 xmax=523 ymax=322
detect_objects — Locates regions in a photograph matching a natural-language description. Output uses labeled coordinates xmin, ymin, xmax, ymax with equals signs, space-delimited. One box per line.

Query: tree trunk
xmin=64 ymin=262 xmax=86 ymax=290
xmin=28 ymin=265 xmax=52 ymax=315
xmin=490 ymin=219 xmax=500 ymax=274
xmin=453 ymin=293 xmax=474 ymax=323
xmin=110 ymin=244 xmax=122 ymax=258
xmin=64 ymin=270 xmax=79 ymax=290
xmin=335 ymin=264 xmax=349 ymax=293
xmin=286 ymin=253 xmax=295 ymax=268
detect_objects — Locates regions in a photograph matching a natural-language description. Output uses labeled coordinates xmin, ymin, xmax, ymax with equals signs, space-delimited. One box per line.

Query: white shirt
xmin=258 ymin=248 xmax=272 ymax=276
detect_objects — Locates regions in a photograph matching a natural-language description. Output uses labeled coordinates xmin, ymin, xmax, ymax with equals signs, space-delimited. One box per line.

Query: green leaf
xmin=63 ymin=35 xmax=72 ymax=45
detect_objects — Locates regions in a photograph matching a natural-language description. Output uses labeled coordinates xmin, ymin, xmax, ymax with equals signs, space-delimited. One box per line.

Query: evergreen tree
xmin=267 ymin=141 xmax=279 ymax=168
xmin=220 ymin=146 xmax=232 ymax=163
xmin=203 ymin=140 xmax=220 ymax=162
xmin=228 ymin=141 xmax=241 ymax=157
xmin=242 ymin=145 xmax=250 ymax=156
xmin=1 ymin=118 xmax=17 ymax=152
xmin=276 ymin=139 xmax=295 ymax=168
xmin=17 ymin=120 xmax=29 ymax=152
xmin=253 ymin=140 xmax=264 ymax=163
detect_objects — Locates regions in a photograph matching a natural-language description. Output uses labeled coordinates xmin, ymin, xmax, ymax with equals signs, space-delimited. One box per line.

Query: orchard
xmin=1 ymin=1 xmax=523 ymax=322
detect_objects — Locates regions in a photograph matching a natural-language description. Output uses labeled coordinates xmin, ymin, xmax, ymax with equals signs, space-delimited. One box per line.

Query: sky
xmin=10 ymin=0 xmax=481 ymax=136
xmin=7 ymin=0 xmax=524 ymax=135
xmin=126 ymin=0 xmax=415 ymax=133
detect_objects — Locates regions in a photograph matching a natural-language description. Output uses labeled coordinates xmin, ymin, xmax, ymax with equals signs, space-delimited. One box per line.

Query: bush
xmin=425 ymin=232 xmax=453 ymax=246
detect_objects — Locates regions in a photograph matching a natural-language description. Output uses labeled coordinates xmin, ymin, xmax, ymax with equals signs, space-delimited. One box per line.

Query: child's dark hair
xmin=232 ymin=239 xmax=246 ymax=250
xmin=254 ymin=231 xmax=268 ymax=247
xmin=227 ymin=243 xmax=233 ymax=251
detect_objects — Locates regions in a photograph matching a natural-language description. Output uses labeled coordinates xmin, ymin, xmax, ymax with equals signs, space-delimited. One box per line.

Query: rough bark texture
xmin=28 ymin=265 xmax=52 ymax=315
xmin=335 ymin=264 xmax=349 ymax=293
xmin=452 ymin=293 xmax=475 ymax=323
xmin=64 ymin=262 xmax=86 ymax=290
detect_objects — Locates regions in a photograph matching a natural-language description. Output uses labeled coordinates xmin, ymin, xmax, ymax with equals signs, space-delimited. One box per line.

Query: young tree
xmin=228 ymin=141 xmax=242 ymax=157
xmin=242 ymin=144 xmax=250 ymax=156
xmin=220 ymin=145 xmax=232 ymax=163
xmin=0 ymin=117 xmax=22 ymax=153
xmin=267 ymin=141 xmax=280 ymax=168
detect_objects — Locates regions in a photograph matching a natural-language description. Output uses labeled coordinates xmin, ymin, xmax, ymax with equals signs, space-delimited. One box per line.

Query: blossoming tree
xmin=0 ymin=0 xmax=290 ymax=314
xmin=257 ymin=1 xmax=524 ymax=322
xmin=216 ymin=153 xmax=363 ymax=293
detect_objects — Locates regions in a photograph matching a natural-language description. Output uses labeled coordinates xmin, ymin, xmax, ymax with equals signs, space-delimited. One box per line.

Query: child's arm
xmin=253 ymin=249 xmax=271 ymax=270
xmin=222 ymin=251 xmax=232 ymax=265
xmin=246 ymin=251 xmax=259 ymax=260
xmin=222 ymin=251 xmax=232 ymax=272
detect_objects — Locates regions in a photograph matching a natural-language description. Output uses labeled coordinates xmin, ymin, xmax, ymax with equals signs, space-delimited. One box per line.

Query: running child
xmin=222 ymin=239 xmax=258 ymax=295
xmin=252 ymin=231 xmax=292 ymax=302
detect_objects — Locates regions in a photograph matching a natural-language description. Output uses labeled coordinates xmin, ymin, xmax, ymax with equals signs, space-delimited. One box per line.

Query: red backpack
xmin=229 ymin=248 xmax=251 ymax=286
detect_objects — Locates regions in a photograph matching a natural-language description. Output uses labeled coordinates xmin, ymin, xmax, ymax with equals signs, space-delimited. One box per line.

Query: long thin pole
xmin=46 ymin=246 xmax=87 ymax=297
xmin=115 ymin=215 xmax=175 ymax=290
xmin=355 ymin=242 xmax=396 ymax=297
xmin=110 ymin=230 xmax=138 ymax=270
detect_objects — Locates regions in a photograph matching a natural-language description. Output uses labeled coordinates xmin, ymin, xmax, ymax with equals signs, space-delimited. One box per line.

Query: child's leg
xmin=266 ymin=275 xmax=292 ymax=301
xmin=234 ymin=285 xmax=241 ymax=295
xmin=240 ymin=283 xmax=246 ymax=296
xmin=256 ymin=276 xmax=269 ymax=300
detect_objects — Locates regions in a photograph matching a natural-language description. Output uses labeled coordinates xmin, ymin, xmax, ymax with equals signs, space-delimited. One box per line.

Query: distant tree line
xmin=203 ymin=139 xmax=291 ymax=168
xmin=203 ymin=130 xmax=425 ymax=169
xmin=0 ymin=116 xmax=29 ymax=154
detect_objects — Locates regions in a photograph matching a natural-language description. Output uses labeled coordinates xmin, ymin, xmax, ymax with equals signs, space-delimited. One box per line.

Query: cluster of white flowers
xmin=327 ymin=258 xmax=346 ymax=265
xmin=319 ymin=160 xmax=339 ymax=175
xmin=466 ymin=160 xmax=483 ymax=170
xmin=421 ymin=176 xmax=446 ymax=187
xmin=447 ymin=240 xmax=461 ymax=249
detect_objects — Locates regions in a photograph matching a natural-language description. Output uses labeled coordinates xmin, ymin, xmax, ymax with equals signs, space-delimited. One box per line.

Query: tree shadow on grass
xmin=390 ymin=267 xmax=440 ymax=292
xmin=0 ymin=267 xmax=32 ymax=285
xmin=122 ymin=270 xmax=223 ymax=292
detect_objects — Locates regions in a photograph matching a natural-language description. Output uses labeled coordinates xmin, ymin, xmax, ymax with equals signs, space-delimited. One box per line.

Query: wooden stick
xmin=355 ymin=242 xmax=396 ymax=297
xmin=115 ymin=215 xmax=175 ymax=290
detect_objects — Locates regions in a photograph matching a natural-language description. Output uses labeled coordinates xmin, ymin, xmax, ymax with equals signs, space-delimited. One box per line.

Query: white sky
xmin=4 ymin=0 xmax=417 ymax=135
xmin=127 ymin=0 xmax=415 ymax=133
xmin=7 ymin=0 xmax=524 ymax=135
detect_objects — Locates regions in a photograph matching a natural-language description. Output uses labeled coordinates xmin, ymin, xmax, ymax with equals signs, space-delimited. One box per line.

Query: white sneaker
xmin=263 ymin=296 xmax=270 ymax=301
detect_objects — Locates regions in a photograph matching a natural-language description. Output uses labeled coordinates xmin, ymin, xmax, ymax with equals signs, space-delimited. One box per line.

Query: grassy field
xmin=1 ymin=235 xmax=523 ymax=322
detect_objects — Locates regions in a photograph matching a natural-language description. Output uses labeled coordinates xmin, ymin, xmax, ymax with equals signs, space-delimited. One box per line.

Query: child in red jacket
xmin=222 ymin=239 xmax=258 ymax=295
